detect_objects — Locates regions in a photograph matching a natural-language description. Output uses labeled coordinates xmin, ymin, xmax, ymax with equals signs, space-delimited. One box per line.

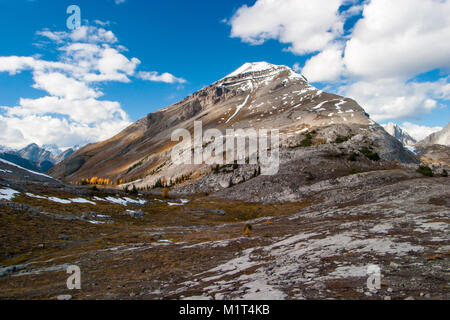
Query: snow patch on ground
xmin=0 ymin=188 xmax=19 ymax=201
xmin=71 ymin=198 xmax=96 ymax=205
xmin=225 ymin=95 xmax=250 ymax=124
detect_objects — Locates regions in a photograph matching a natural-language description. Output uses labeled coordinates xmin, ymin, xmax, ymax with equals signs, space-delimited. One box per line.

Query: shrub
xmin=417 ymin=165 xmax=434 ymax=177
xmin=360 ymin=147 xmax=380 ymax=161
xmin=348 ymin=152 xmax=359 ymax=162
xmin=335 ymin=135 xmax=351 ymax=144
xmin=300 ymin=133 xmax=313 ymax=147
xmin=442 ymin=169 xmax=448 ymax=177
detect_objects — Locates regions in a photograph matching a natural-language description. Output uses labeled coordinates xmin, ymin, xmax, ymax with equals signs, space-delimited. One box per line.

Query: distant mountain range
xmin=0 ymin=143 xmax=78 ymax=173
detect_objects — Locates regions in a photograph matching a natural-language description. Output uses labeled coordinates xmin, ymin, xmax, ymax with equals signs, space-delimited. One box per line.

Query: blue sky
xmin=0 ymin=0 xmax=449 ymax=149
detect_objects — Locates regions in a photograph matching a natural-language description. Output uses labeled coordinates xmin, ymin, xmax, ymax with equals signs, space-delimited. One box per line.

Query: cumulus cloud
xmin=344 ymin=0 xmax=450 ymax=79
xmin=302 ymin=44 xmax=345 ymax=82
xmin=229 ymin=0 xmax=344 ymax=54
xmin=341 ymin=77 xmax=449 ymax=122
xmin=400 ymin=122 xmax=443 ymax=141
xmin=32 ymin=72 xmax=101 ymax=99
xmin=137 ymin=71 xmax=186 ymax=84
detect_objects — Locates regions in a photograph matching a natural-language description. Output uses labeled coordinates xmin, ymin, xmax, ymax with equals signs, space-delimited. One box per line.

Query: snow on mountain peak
xmin=224 ymin=62 xmax=305 ymax=81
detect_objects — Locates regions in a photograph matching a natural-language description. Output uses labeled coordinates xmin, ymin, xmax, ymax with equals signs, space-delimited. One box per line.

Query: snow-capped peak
xmin=226 ymin=62 xmax=279 ymax=77
xmin=223 ymin=62 xmax=304 ymax=80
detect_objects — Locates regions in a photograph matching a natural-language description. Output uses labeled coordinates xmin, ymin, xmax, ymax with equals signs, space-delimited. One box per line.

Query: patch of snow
xmin=225 ymin=95 xmax=250 ymax=124
xmin=123 ymin=197 xmax=147 ymax=205
xmin=88 ymin=220 xmax=105 ymax=225
xmin=313 ymin=101 xmax=328 ymax=110
xmin=47 ymin=197 xmax=71 ymax=204
xmin=71 ymin=198 xmax=96 ymax=205
xmin=0 ymin=188 xmax=19 ymax=201
xmin=25 ymin=193 xmax=46 ymax=200
xmin=168 ymin=202 xmax=184 ymax=206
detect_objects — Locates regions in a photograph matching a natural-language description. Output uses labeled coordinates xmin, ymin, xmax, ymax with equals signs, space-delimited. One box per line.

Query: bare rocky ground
xmin=0 ymin=159 xmax=448 ymax=300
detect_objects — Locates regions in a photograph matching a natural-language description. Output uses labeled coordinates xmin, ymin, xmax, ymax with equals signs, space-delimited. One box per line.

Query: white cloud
xmin=341 ymin=77 xmax=448 ymax=121
xmin=137 ymin=71 xmax=186 ymax=84
xmin=302 ymin=44 xmax=345 ymax=82
xmin=400 ymin=122 xmax=443 ymax=141
xmin=343 ymin=0 xmax=450 ymax=79
xmin=4 ymin=96 xmax=127 ymax=124
xmin=38 ymin=26 xmax=118 ymax=44
xmin=32 ymin=72 xmax=101 ymax=99
xmin=229 ymin=0 xmax=345 ymax=54
xmin=93 ymin=20 xmax=111 ymax=27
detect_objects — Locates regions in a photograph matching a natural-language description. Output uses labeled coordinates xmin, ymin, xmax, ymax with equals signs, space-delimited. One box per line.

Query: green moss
xmin=360 ymin=147 xmax=380 ymax=161
xmin=417 ymin=165 xmax=434 ymax=177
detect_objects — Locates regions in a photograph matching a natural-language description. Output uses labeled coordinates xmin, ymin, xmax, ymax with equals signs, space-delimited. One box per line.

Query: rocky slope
xmin=50 ymin=62 xmax=417 ymax=200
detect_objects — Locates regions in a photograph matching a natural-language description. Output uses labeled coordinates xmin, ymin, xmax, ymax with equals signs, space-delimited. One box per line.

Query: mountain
xmin=0 ymin=143 xmax=77 ymax=173
xmin=417 ymin=122 xmax=450 ymax=147
xmin=17 ymin=143 xmax=55 ymax=165
xmin=50 ymin=62 xmax=417 ymax=201
xmin=382 ymin=123 xmax=416 ymax=146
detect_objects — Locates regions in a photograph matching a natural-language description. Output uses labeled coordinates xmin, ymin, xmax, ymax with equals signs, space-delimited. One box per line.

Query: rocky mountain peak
xmin=382 ymin=123 xmax=416 ymax=146
xmin=222 ymin=62 xmax=306 ymax=82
